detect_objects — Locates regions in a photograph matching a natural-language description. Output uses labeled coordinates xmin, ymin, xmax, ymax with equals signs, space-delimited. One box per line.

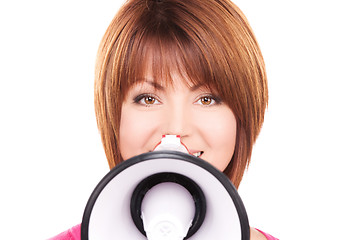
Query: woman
xmin=50 ymin=0 xmax=276 ymax=239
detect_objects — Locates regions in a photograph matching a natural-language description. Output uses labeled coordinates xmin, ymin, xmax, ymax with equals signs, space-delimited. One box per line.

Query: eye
xmin=200 ymin=96 xmax=214 ymax=105
xmin=133 ymin=94 xmax=160 ymax=106
xmin=143 ymin=96 xmax=156 ymax=105
xmin=195 ymin=95 xmax=221 ymax=106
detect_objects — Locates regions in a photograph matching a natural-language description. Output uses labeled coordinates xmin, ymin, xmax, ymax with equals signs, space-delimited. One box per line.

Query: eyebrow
xmin=139 ymin=79 xmax=207 ymax=92
xmin=190 ymin=84 xmax=203 ymax=91
xmin=137 ymin=79 xmax=165 ymax=91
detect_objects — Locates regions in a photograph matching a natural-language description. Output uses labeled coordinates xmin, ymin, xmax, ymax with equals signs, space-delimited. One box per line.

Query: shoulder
xmin=251 ymin=227 xmax=279 ymax=240
xmin=251 ymin=228 xmax=268 ymax=240
xmin=47 ymin=224 xmax=81 ymax=240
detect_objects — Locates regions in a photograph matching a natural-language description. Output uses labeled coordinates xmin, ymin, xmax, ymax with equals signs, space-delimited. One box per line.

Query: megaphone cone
xmin=81 ymin=151 xmax=250 ymax=240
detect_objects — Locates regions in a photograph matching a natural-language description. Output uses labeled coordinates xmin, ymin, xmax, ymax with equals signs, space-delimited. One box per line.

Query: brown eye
xmin=195 ymin=94 xmax=221 ymax=106
xmin=144 ymin=96 xmax=156 ymax=105
xmin=133 ymin=94 xmax=160 ymax=106
xmin=133 ymin=93 xmax=161 ymax=107
xmin=200 ymin=96 xmax=213 ymax=105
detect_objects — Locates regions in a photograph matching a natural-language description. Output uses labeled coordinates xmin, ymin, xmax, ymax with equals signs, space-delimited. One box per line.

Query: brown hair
xmin=94 ymin=0 xmax=268 ymax=188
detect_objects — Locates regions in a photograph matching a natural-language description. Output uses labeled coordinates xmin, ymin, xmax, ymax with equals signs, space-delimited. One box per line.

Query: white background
xmin=0 ymin=0 xmax=358 ymax=239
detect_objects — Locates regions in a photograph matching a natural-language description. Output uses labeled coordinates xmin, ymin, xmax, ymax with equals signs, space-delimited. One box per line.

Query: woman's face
xmin=119 ymin=73 xmax=237 ymax=172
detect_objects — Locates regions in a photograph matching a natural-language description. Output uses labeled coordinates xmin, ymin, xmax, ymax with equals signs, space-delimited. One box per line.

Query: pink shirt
xmin=48 ymin=224 xmax=278 ymax=240
xmin=48 ymin=224 xmax=81 ymax=240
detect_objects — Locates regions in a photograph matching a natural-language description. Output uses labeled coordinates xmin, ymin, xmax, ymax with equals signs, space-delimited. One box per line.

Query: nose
xmin=162 ymin=104 xmax=191 ymax=137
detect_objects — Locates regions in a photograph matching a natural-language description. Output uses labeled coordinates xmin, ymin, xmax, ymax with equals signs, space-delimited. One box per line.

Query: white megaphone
xmin=81 ymin=135 xmax=250 ymax=240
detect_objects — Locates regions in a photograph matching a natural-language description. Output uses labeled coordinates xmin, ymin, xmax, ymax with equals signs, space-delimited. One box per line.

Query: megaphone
xmin=81 ymin=136 xmax=250 ymax=240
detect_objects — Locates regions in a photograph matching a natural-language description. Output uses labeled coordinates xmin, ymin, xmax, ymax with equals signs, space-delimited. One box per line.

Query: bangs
xmin=122 ymin=27 xmax=214 ymax=95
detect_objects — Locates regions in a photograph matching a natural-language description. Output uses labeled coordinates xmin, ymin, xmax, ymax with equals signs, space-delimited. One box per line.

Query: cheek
xmin=198 ymin=109 xmax=237 ymax=171
xmin=119 ymin=107 xmax=161 ymax=160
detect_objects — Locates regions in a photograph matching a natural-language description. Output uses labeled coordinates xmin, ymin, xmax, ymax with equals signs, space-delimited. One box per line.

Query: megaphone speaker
xmin=81 ymin=151 xmax=250 ymax=240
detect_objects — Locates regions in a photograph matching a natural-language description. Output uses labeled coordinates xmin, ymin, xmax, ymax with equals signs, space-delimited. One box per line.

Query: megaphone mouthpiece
xmin=153 ymin=135 xmax=189 ymax=154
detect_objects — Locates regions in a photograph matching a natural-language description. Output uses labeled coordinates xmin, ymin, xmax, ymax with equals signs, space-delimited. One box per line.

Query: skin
xmin=119 ymin=72 xmax=267 ymax=240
